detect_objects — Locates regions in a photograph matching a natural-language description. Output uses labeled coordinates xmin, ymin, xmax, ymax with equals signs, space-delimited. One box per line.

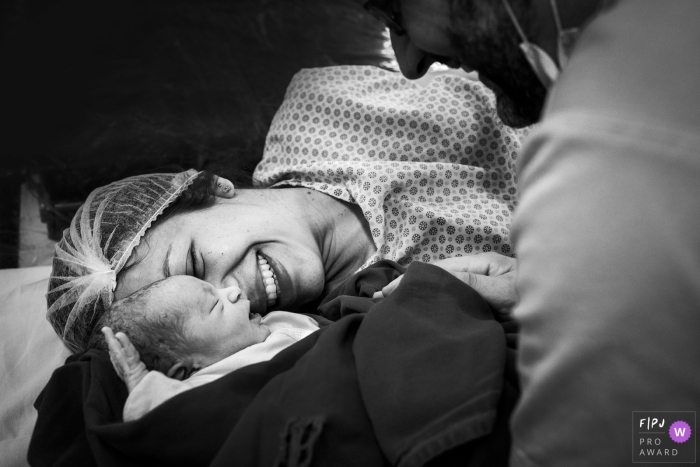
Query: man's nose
xmin=391 ymin=31 xmax=435 ymax=79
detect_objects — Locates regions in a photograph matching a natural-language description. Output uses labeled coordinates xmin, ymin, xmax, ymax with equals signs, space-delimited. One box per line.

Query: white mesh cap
xmin=46 ymin=169 xmax=200 ymax=353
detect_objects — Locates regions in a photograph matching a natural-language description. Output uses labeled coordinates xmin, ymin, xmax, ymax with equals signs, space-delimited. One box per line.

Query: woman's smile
xmin=256 ymin=254 xmax=280 ymax=307
xmin=114 ymin=190 xmax=348 ymax=316
xmin=260 ymin=251 xmax=296 ymax=313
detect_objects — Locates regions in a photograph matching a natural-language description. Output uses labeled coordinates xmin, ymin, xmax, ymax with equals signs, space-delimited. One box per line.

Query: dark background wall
xmin=0 ymin=0 xmax=389 ymax=267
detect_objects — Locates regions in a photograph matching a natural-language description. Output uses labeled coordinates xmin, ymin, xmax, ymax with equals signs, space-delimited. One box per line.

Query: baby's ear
xmin=166 ymin=361 xmax=200 ymax=381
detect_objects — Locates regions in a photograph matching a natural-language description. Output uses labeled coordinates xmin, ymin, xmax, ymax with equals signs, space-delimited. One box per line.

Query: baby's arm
xmin=102 ymin=327 xmax=149 ymax=392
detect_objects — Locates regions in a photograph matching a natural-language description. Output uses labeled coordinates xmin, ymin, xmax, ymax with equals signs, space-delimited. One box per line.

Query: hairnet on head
xmin=46 ymin=169 xmax=200 ymax=354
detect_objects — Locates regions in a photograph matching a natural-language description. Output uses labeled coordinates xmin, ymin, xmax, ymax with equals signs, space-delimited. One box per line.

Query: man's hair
xmin=87 ymin=279 xmax=191 ymax=374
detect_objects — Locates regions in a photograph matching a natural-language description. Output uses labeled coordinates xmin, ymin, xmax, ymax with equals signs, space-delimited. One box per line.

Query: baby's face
xmin=155 ymin=276 xmax=271 ymax=366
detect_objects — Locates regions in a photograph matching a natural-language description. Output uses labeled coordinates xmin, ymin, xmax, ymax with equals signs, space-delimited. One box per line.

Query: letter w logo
xmin=674 ymin=427 xmax=687 ymax=437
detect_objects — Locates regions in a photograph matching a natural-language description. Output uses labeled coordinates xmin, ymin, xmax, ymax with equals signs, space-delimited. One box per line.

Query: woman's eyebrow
xmin=162 ymin=244 xmax=173 ymax=278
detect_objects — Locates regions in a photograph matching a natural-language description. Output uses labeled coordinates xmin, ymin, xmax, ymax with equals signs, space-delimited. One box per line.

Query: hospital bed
xmin=0 ymin=266 xmax=71 ymax=467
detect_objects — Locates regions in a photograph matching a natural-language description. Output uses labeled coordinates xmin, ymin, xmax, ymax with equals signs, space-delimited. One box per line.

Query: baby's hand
xmin=102 ymin=327 xmax=149 ymax=393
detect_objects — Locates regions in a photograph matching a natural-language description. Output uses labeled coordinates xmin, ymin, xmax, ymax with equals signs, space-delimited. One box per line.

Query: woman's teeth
xmin=257 ymin=254 xmax=280 ymax=307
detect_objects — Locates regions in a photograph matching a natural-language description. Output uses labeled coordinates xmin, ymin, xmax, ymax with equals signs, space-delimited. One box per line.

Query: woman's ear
xmin=213 ymin=176 xmax=235 ymax=199
xmin=166 ymin=361 xmax=200 ymax=381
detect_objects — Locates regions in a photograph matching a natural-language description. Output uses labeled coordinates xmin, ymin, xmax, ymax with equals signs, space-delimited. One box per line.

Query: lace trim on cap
xmin=113 ymin=169 xmax=201 ymax=276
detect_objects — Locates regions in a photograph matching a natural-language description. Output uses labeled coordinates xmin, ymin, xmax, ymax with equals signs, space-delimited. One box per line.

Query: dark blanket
xmin=29 ymin=260 xmax=518 ymax=467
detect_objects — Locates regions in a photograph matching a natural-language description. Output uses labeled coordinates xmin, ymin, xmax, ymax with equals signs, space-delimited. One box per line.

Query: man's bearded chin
xmin=455 ymin=44 xmax=547 ymax=127
xmin=489 ymin=71 xmax=547 ymax=128
xmin=448 ymin=0 xmax=547 ymax=128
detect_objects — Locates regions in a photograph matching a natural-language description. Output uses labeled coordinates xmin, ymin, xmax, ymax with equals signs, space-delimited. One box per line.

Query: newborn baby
xmin=89 ymin=275 xmax=319 ymax=420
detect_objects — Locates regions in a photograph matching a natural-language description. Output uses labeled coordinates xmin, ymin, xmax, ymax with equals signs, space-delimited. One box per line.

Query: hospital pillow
xmin=0 ymin=266 xmax=71 ymax=467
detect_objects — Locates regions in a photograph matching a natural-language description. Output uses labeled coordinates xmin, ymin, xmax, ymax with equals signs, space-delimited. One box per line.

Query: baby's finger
xmin=115 ymin=332 xmax=141 ymax=362
xmin=109 ymin=354 xmax=125 ymax=377
xmin=103 ymin=328 xmax=130 ymax=380
xmin=102 ymin=327 xmax=124 ymax=353
xmin=377 ymin=275 xmax=403 ymax=298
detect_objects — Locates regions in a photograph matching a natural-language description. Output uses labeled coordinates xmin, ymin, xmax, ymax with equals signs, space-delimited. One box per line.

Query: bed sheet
xmin=0 ymin=266 xmax=71 ymax=467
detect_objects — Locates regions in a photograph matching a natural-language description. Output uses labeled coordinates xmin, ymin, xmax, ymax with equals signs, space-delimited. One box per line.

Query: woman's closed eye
xmin=188 ymin=240 xmax=203 ymax=278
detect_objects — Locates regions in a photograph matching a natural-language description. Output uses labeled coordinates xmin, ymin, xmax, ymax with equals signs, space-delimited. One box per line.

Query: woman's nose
xmin=391 ymin=31 xmax=435 ymax=79
xmin=220 ymin=274 xmax=240 ymax=289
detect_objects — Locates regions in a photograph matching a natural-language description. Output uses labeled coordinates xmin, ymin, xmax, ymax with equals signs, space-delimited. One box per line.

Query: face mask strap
xmin=548 ymin=0 xmax=564 ymax=37
xmin=502 ymin=0 xmax=560 ymax=89
xmin=501 ymin=0 xmax=531 ymax=47
xmin=548 ymin=0 xmax=580 ymax=69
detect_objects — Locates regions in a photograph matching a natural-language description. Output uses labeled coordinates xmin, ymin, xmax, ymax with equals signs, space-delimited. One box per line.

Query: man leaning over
xmin=356 ymin=0 xmax=700 ymax=465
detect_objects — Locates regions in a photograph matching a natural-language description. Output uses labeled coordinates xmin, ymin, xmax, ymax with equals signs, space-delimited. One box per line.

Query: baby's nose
xmin=223 ymin=286 xmax=242 ymax=303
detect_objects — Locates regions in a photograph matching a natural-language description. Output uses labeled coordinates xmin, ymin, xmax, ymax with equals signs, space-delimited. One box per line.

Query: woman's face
xmin=115 ymin=190 xmax=327 ymax=315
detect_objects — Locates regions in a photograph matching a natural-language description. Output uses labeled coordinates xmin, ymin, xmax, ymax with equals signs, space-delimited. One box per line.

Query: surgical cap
xmin=46 ymin=169 xmax=200 ymax=353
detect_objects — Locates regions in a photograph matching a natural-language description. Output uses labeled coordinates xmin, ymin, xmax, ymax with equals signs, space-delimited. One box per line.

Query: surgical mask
xmin=501 ymin=0 xmax=580 ymax=89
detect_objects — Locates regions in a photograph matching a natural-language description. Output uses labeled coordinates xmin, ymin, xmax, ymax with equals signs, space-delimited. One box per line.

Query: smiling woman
xmin=46 ymin=65 xmax=528 ymax=354
xmin=47 ymin=169 xmax=373 ymax=353
xmin=115 ymin=179 xmax=374 ymax=315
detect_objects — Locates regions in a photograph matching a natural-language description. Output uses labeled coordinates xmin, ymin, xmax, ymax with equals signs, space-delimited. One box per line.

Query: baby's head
xmin=88 ymin=275 xmax=271 ymax=379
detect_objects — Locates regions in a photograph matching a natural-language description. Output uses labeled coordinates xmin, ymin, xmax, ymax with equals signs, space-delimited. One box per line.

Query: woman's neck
xmin=283 ymin=188 xmax=376 ymax=294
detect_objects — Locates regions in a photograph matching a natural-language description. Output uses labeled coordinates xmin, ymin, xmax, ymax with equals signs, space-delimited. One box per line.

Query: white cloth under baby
xmin=123 ymin=312 xmax=319 ymax=421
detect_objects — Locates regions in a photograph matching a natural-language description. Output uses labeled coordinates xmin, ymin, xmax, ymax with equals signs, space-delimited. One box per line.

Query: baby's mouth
xmin=257 ymin=254 xmax=280 ymax=308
